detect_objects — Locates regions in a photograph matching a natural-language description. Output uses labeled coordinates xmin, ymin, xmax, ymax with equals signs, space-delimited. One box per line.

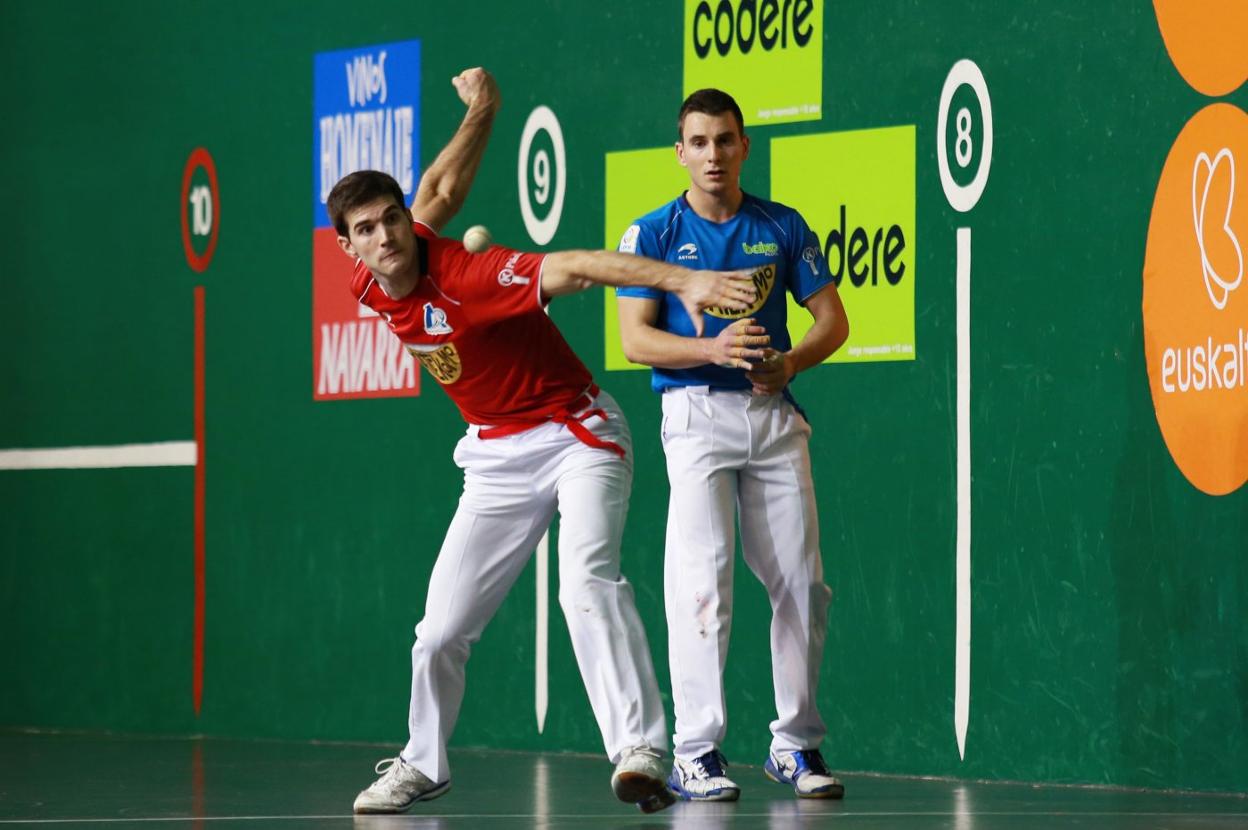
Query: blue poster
xmin=313 ymin=40 xmax=421 ymax=228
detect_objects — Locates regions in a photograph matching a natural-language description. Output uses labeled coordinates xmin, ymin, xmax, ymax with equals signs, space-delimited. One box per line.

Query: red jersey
xmin=349 ymin=222 xmax=595 ymax=427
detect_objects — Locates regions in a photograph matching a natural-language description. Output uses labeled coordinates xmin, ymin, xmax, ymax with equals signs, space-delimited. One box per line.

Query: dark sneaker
xmin=668 ymin=749 xmax=741 ymax=801
xmin=764 ymin=749 xmax=845 ymax=799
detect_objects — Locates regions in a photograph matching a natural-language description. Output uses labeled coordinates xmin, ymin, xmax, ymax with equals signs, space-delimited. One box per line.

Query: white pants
xmin=400 ymin=390 xmax=668 ymax=782
xmin=660 ymin=387 xmax=831 ymax=761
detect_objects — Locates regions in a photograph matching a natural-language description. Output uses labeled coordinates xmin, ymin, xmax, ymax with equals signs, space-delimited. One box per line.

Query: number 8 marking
xmin=955 ymin=107 xmax=974 ymax=169
xmin=938 ymin=60 xmax=993 ymax=213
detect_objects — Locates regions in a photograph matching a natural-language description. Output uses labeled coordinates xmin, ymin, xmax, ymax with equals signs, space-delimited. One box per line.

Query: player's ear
xmin=336 ymin=234 xmax=357 ymax=259
xmin=676 ymin=141 xmax=688 ymax=168
xmin=741 ymin=133 xmax=750 ymax=160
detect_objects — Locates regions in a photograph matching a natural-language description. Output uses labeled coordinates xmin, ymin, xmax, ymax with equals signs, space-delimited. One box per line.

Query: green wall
xmin=2 ymin=0 xmax=1245 ymax=794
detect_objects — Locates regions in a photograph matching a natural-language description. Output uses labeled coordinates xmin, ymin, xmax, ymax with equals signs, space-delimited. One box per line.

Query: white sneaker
xmin=669 ymin=749 xmax=741 ymax=801
xmin=610 ymin=745 xmax=677 ymax=813
xmin=352 ymin=757 xmax=450 ymax=813
xmin=764 ymin=749 xmax=845 ymax=799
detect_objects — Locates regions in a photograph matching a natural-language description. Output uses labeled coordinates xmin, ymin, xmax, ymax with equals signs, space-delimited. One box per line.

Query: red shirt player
xmin=333 ymin=69 xmax=756 ymax=817
xmin=351 ymin=227 xmax=618 ymax=452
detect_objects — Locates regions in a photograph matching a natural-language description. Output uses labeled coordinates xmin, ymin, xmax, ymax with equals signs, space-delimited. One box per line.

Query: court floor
xmin=1 ymin=731 xmax=1246 ymax=829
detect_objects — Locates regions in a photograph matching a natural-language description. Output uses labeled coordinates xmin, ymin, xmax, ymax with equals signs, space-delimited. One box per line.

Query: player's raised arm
xmin=409 ymin=67 xmax=501 ymax=233
xmin=541 ymin=250 xmax=756 ymax=336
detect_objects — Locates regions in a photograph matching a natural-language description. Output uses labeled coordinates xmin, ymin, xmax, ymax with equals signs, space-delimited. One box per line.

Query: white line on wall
xmin=955 ymin=227 xmax=972 ymax=761
xmin=535 ymin=527 xmax=550 ymax=734
xmin=0 ymin=441 xmax=197 ymax=470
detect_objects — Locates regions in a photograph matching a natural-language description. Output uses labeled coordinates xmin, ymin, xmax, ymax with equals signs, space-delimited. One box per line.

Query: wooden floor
xmin=2 ymin=731 xmax=1246 ymax=828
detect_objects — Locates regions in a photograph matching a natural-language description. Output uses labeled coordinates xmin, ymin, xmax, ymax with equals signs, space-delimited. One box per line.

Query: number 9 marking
xmin=518 ymin=106 xmax=566 ymax=245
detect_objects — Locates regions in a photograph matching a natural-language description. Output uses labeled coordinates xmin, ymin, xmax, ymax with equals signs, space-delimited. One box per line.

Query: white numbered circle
xmin=518 ymin=106 xmax=566 ymax=245
xmin=937 ymin=59 xmax=993 ymax=213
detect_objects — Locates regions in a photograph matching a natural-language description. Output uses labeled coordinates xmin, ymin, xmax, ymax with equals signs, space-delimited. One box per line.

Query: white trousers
xmin=400 ymin=390 xmax=668 ymax=782
xmin=660 ymin=387 xmax=831 ymax=761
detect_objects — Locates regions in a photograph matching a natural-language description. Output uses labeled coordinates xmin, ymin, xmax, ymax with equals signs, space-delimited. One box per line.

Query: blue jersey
xmin=617 ymin=192 xmax=832 ymax=393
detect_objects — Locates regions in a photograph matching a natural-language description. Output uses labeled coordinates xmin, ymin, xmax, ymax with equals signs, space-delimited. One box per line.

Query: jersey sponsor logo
xmin=497 ymin=252 xmax=532 ymax=286
xmin=742 ymin=241 xmax=780 ymax=256
xmin=498 ymin=270 xmax=531 ymax=286
xmin=423 ymin=302 xmax=453 ymax=335
xmin=705 ymin=264 xmax=775 ymax=318
xmin=410 ymin=342 xmax=462 ymax=385
xmin=801 ymin=245 xmax=821 ymax=277
xmin=619 ymin=224 xmax=641 ymax=254
xmin=677 ymin=242 xmax=699 ymax=260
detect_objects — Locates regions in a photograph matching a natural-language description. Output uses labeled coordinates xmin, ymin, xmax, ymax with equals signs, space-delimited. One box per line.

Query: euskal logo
xmin=1143 ymin=103 xmax=1248 ymax=495
xmin=1144 ymin=1 xmax=1248 ymax=495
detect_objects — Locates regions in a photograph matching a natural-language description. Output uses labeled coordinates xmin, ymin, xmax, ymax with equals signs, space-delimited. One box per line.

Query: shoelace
xmin=629 ymin=745 xmax=662 ymax=761
xmin=696 ymin=751 xmax=728 ymax=778
xmin=793 ymin=750 xmax=832 ymax=777
xmin=373 ymin=757 xmax=406 ymax=781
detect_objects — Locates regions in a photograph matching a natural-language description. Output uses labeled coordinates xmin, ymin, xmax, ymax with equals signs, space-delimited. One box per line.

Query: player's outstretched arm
xmin=745 ymin=283 xmax=849 ymax=395
xmin=409 ymin=67 xmax=501 ymax=233
xmin=618 ymin=299 xmax=770 ymax=370
xmin=541 ymin=249 xmax=756 ymax=335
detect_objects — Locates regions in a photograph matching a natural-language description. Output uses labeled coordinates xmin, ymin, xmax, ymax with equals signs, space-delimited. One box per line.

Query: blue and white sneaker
xmin=764 ymin=749 xmax=845 ymax=799
xmin=668 ymin=749 xmax=741 ymax=801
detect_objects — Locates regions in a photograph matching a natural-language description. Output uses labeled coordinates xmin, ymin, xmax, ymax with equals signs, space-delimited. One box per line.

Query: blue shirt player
xmin=616 ymin=88 xmax=850 ymax=803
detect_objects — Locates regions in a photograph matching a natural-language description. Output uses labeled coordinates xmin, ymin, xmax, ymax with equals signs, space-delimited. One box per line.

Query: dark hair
xmin=326 ymin=170 xmax=406 ymax=236
xmin=677 ymin=88 xmax=745 ymax=141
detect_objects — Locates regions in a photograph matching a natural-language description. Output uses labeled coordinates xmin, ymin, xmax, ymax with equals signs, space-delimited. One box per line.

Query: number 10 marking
xmin=189 ymin=186 xmax=213 ymax=237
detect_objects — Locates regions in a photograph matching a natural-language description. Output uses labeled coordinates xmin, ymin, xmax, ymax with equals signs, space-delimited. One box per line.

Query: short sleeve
xmin=789 ymin=216 xmax=833 ymax=305
xmin=616 ymin=221 xmax=664 ymax=300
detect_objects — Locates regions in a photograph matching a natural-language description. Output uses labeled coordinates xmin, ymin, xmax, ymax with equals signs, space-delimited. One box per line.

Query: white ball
xmin=463 ymin=224 xmax=492 ymax=253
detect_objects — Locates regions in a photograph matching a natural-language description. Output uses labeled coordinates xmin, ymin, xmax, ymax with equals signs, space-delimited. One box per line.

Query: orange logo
xmin=410 ymin=342 xmax=462 ymax=385
xmin=1145 ymin=2 xmax=1248 ymax=495
xmin=1143 ymin=103 xmax=1248 ymax=495
xmin=1153 ymin=0 xmax=1248 ymax=97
